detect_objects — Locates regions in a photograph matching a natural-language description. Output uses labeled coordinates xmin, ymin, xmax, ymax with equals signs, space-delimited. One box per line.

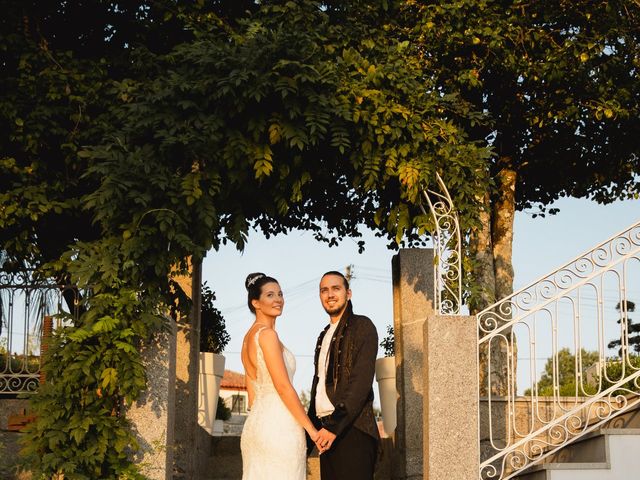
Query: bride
xmin=240 ymin=273 xmax=322 ymax=479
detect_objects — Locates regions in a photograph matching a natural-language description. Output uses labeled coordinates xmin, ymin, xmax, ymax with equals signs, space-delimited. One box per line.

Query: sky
xmin=203 ymin=197 xmax=640 ymax=400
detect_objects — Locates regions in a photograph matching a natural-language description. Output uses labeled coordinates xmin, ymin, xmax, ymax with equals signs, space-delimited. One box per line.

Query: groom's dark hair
xmin=321 ymin=270 xmax=350 ymax=290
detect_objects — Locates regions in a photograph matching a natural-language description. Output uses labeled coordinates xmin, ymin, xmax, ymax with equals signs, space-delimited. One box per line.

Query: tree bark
xmin=492 ymin=167 xmax=517 ymax=301
xmin=471 ymin=191 xmax=499 ymax=398
xmin=472 ymin=166 xmax=518 ymax=397
xmin=469 ymin=191 xmax=496 ymax=314
xmin=489 ymin=166 xmax=517 ymax=397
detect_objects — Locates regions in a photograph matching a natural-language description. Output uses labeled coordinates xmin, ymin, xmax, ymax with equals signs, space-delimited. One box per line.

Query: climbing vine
xmin=6 ymin=1 xmax=489 ymax=478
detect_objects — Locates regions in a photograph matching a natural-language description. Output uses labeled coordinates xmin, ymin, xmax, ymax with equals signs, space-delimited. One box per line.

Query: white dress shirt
xmin=314 ymin=319 xmax=340 ymax=417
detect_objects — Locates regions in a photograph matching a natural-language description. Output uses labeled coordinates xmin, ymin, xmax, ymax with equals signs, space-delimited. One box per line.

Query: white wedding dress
xmin=240 ymin=328 xmax=306 ymax=479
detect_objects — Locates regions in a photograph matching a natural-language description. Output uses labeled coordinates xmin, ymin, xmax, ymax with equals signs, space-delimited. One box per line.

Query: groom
xmin=307 ymin=271 xmax=380 ymax=480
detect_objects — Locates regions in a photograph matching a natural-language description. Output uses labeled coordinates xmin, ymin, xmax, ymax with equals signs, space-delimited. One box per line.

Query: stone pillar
xmin=392 ymin=249 xmax=435 ymax=479
xmin=172 ymin=259 xmax=203 ymax=479
xmin=423 ymin=315 xmax=479 ymax=480
xmin=128 ymin=324 xmax=177 ymax=480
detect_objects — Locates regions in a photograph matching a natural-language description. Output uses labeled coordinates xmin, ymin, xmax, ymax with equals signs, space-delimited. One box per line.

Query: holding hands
xmin=315 ymin=428 xmax=336 ymax=454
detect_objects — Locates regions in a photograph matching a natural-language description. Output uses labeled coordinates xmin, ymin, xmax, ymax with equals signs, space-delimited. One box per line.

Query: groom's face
xmin=319 ymin=274 xmax=352 ymax=317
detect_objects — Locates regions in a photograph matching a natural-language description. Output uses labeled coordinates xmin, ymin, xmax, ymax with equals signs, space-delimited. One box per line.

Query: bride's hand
xmin=308 ymin=429 xmax=327 ymax=453
xmin=315 ymin=428 xmax=336 ymax=454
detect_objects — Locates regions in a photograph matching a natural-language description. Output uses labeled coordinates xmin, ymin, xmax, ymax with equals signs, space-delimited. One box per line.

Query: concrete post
xmin=128 ymin=324 xmax=177 ymax=480
xmin=392 ymin=249 xmax=435 ymax=479
xmin=172 ymin=259 xmax=203 ymax=478
xmin=423 ymin=315 xmax=479 ymax=480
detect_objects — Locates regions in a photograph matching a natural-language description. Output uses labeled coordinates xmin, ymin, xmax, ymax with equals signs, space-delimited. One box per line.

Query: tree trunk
xmin=489 ymin=166 xmax=517 ymax=397
xmin=471 ymin=191 xmax=499 ymax=398
xmin=469 ymin=191 xmax=496 ymax=314
xmin=492 ymin=167 xmax=517 ymax=301
xmin=472 ymin=166 xmax=518 ymax=398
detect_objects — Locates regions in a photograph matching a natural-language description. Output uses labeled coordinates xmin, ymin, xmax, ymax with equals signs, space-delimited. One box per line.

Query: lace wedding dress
xmin=240 ymin=328 xmax=306 ymax=479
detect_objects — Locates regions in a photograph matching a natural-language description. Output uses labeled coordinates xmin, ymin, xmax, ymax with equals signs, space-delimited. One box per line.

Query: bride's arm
xmin=259 ymin=328 xmax=318 ymax=439
xmin=246 ymin=378 xmax=255 ymax=408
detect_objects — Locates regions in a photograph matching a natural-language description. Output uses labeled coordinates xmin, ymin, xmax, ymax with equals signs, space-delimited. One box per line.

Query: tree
xmin=529 ymin=346 xmax=640 ymax=397
xmin=608 ymin=300 xmax=639 ymax=355
xmin=200 ymin=282 xmax=230 ymax=354
xmin=216 ymin=396 xmax=232 ymax=421
xmin=528 ymin=348 xmax=600 ymax=397
xmin=380 ymin=325 xmax=395 ymax=357
xmin=0 ymin=0 xmax=261 ymax=278
xmin=299 ymin=389 xmax=311 ymax=411
xmin=397 ymin=1 xmax=640 ymax=309
xmin=393 ymin=1 xmax=640 ymax=397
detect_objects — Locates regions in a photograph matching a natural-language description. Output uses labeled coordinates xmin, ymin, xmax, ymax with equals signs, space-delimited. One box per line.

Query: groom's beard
xmin=322 ymin=298 xmax=348 ymax=316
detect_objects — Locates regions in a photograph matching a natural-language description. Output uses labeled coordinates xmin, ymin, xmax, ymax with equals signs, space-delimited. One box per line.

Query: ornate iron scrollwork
xmin=420 ymin=172 xmax=463 ymax=315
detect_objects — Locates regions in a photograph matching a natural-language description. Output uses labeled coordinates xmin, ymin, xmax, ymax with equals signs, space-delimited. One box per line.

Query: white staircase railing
xmin=478 ymin=220 xmax=640 ymax=479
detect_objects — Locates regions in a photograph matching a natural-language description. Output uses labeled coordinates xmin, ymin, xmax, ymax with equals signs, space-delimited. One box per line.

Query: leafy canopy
xmin=402 ymin=0 xmax=640 ymax=210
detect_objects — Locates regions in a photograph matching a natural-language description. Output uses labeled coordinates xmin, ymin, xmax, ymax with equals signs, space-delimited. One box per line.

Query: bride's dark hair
xmin=245 ymin=272 xmax=279 ymax=313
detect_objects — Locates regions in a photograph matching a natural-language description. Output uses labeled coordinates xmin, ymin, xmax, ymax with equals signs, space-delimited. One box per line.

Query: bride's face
xmin=252 ymin=282 xmax=284 ymax=318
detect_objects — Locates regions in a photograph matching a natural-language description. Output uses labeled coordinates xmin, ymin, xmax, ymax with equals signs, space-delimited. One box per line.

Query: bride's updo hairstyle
xmin=245 ymin=272 xmax=279 ymax=314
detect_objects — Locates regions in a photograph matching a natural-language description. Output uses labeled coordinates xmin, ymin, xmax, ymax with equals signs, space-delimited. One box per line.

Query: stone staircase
xmin=515 ymin=403 xmax=640 ymax=480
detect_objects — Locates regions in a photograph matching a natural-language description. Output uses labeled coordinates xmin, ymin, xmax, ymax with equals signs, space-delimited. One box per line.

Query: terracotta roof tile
xmin=220 ymin=370 xmax=247 ymax=390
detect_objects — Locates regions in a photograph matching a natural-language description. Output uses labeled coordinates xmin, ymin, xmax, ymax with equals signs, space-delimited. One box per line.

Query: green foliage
xmin=21 ymin=289 xmax=166 ymax=479
xmin=600 ymin=356 xmax=640 ymax=395
xmin=200 ymin=283 xmax=230 ymax=354
xmin=402 ymin=0 xmax=640 ymax=209
xmin=215 ymin=396 xmax=232 ymax=421
xmin=398 ymin=0 xmax=640 ymax=311
xmin=6 ymin=1 xmax=483 ymax=475
xmin=526 ymin=348 xmax=600 ymax=397
xmin=4 ymin=1 xmax=637 ymax=475
xmin=81 ymin=0 xmax=487 ymax=258
xmin=380 ymin=325 xmax=394 ymax=357
xmin=527 ymin=348 xmax=640 ymax=397
xmin=608 ymin=301 xmax=639 ymax=354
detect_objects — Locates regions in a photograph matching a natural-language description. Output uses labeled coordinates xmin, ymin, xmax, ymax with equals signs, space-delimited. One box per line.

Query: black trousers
xmin=319 ymin=426 xmax=377 ymax=480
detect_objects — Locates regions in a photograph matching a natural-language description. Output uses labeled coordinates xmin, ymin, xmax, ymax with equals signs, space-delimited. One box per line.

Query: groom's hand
xmin=315 ymin=428 xmax=336 ymax=453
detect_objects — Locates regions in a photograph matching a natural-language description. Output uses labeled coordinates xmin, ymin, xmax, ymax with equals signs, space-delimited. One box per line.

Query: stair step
xmin=515 ymin=430 xmax=640 ymax=480
xmin=516 ymin=462 xmax=609 ymax=480
xmin=540 ymin=427 xmax=640 ymax=465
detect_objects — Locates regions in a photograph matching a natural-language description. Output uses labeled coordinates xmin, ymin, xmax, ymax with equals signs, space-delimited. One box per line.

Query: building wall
xmin=220 ymin=388 xmax=249 ymax=415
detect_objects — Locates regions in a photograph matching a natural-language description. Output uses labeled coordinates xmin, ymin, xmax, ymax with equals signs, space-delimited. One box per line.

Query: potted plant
xmin=213 ymin=396 xmax=232 ymax=434
xmin=375 ymin=325 xmax=396 ymax=435
xmin=198 ymin=282 xmax=230 ymax=435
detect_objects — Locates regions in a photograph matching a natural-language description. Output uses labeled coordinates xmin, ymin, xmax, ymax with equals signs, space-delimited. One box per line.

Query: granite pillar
xmin=423 ymin=315 xmax=479 ymax=480
xmin=392 ymin=249 xmax=435 ymax=479
xmin=128 ymin=324 xmax=177 ymax=480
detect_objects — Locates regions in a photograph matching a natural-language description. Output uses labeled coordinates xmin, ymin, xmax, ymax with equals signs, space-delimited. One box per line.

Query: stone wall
xmin=0 ymin=398 xmax=31 ymax=430
xmin=0 ymin=398 xmax=34 ymax=479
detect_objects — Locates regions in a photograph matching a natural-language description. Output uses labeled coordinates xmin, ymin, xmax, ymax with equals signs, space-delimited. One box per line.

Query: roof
xmin=220 ymin=369 xmax=247 ymax=390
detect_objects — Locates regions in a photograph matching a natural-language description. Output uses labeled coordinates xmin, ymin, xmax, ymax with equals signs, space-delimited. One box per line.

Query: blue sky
xmin=203 ymin=197 xmax=640 ymax=398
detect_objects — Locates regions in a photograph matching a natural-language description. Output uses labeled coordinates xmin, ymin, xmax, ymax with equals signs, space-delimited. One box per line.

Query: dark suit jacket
xmin=307 ymin=301 xmax=380 ymax=451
